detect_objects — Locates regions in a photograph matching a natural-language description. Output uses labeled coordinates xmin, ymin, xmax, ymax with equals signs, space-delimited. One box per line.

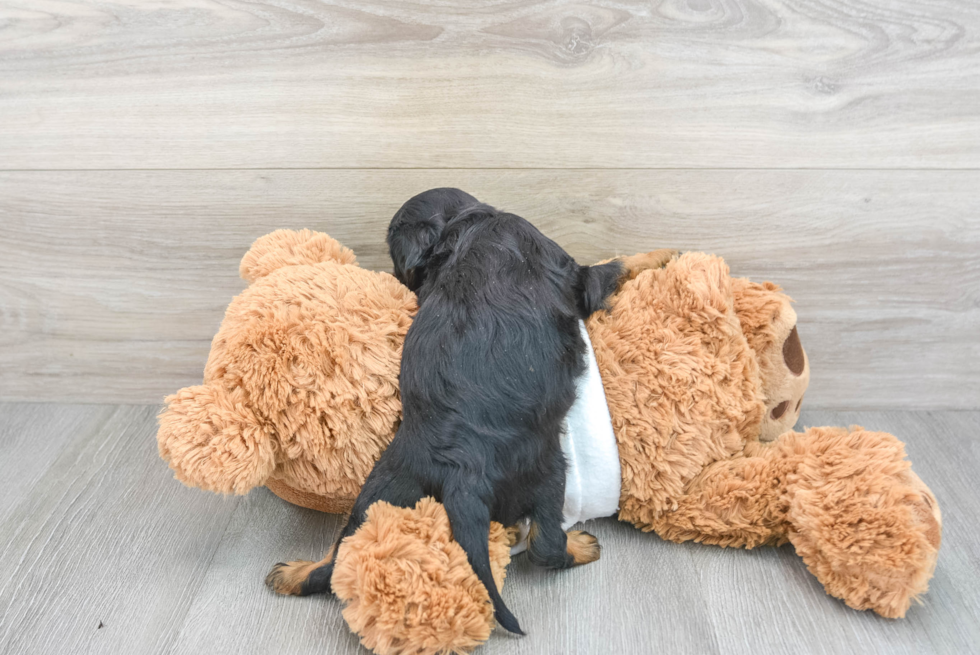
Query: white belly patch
xmin=510 ymin=320 xmax=621 ymax=554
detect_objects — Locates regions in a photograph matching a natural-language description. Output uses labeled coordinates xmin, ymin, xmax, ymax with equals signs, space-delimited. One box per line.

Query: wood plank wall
xmin=0 ymin=1 xmax=978 ymax=407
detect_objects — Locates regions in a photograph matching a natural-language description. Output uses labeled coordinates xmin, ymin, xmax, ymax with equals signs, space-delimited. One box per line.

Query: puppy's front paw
xmin=566 ymin=530 xmax=601 ymax=565
xmin=265 ymin=560 xmax=316 ymax=596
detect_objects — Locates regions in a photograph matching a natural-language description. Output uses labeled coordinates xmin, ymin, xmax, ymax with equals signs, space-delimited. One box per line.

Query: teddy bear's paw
xmin=331 ymin=498 xmax=509 ymax=655
xmin=158 ymin=384 xmax=277 ymax=495
xmin=785 ymin=430 xmax=943 ymax=619
xmin=901 ymin=469 xmax=942 ymax=552
xmin=856 ymin=470 xmax=942 ymax=618
xmin=619 ymin=249 xmax=678 ymax=280
xmin=852 ymin=469 xmax=942 ymax=616
xmin=566 ymin=530 xmax=601 ymax=565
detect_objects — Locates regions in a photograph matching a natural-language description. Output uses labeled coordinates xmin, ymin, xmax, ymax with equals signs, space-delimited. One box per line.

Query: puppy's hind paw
xmin=504 ymin=524 xmax=523 ymax=548
xmin=265 ymin=560 xmax=316 ymax=596
xmin=566 ymin=530 xmax=601 ymax=565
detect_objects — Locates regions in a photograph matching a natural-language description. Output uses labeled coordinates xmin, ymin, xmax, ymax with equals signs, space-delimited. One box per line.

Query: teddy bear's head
xmin=158 ymin=230 xmax=416 ymax=510
xmin=731 ymin=279 xmax=810 ymax=442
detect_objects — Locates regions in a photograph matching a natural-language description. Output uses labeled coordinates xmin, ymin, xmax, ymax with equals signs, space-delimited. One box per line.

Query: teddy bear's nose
xmin=771 ymin=400 xmax=790 ymax=420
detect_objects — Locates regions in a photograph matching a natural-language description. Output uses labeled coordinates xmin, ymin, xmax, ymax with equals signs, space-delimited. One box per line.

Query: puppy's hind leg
xmin=266 ymin=496 xmax=371 ymax=597
xmin=526 ymin=451 xmax=600 ymax=569
xmin=265 ymin=544 xmax=337 ymax=596
xmin=563 ymin=529 xmax=601 ymax=566
xmin=527 ymin=503 xmax=600 ymax=569
xmin=266 ymin=459 xmax=424 ymax=597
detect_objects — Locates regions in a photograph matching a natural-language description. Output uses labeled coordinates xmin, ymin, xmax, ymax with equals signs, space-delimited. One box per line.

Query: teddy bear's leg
xmin=328 ymin=499 xmax=513 ymax=655
xmin=646 ymin=449 xmax=787 ymax=549
xmin=267 ymin=458 xmax=428 ymax=597
xmin=781 ymin=426 xmax=942 ymax=618
xmin=157 ymin=384 xmax=277 ymax=495
xmin=649 ymin=426 xmax=941 ymax=618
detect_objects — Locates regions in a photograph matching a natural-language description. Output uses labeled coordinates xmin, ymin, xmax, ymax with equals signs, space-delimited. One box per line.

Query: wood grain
xmin=1 ymin=169 xmax=977 ymax=408
xmin=1 ymin=0 xmax=979 ymax=169
xmin=0 ymin=403 xmax=241 ymax=655
xmin=0 ymin=403 xmax=114 ymax=526
xmin=1 ymin=404 xmax=977 ymax=655
xmin=166 ymin=488 xmax=392 ymax=655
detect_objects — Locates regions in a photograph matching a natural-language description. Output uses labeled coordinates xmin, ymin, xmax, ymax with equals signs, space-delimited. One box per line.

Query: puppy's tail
xmin=443 ymin=489 xmax=524 ymax=635
xmin=576 ymin=260 xmax=624 ymax=317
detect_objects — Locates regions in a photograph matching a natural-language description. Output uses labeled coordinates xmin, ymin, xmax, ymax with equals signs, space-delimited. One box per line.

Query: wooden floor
xmin=0 ymin=403 xmax=977 ymax=655
xmin=2 ymin=1 xmax=978 ymax=654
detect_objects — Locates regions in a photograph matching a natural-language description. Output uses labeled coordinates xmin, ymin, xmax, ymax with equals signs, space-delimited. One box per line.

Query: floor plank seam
xmin=3 ymin=167 xmax=980 ymax=173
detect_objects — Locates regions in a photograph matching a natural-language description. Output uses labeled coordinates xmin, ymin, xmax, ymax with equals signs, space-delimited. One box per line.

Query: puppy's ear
xmin=388 ymin=219 xmax=442 ymax=291
xmin=576 ymin=260 xmax=624 ymax=316
xmin=387 ymin=188 xmax=480 ymax=291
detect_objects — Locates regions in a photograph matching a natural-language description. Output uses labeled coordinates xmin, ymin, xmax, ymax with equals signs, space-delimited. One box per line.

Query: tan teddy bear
xmin=158 ymin=229 xmax=941 ymax=655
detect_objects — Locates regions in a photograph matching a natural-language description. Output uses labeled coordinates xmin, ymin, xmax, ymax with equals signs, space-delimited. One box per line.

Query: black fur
xmin=298 ymin=190 xmax=623 ymax=635
xmin=387 ymin=187 xmax=479 ymax=292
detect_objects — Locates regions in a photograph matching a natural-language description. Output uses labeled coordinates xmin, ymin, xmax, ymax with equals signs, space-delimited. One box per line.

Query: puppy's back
xmin=401 ymin=208 xmax=596 ymax=435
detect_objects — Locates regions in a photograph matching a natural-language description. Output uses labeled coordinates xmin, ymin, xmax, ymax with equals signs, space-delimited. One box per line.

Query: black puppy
xmin=267 ymin=189 xmax=627 ymax=635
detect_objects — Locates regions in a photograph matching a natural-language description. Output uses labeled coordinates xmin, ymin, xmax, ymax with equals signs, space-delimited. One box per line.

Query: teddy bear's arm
xmin=617 ymin=249 xmax=678 ymax=280
xmin=594 ymin=249 xmax=678 ymax=285
xmin=652 ymin=426 xmax=941 ymax=618
xmin=157 ymin=384 xmax=276 ymax=495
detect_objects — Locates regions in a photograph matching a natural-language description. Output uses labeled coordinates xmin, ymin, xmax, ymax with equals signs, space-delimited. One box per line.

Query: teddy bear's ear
xmin=239 ymin=229 xmax=358 ymax=284
xmin=157 ymin=384 xmax=277 ymax=495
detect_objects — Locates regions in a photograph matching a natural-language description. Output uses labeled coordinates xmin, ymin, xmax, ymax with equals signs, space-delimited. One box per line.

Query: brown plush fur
xmin=780 ymin=428 xmax=941 ymax=618
xmin=649 ymin=426 xmax=941 ymax=618
xmin=330 ymin=498 xmax=512 ymax=655
xmin=239 ymin=228 xmax=358 ymax=282
xmin=585 ymin=252 xmax=766 ymax=529
xmin=583 ymin=255 xmax=938 ymax=617
xmin=158 ymin=231 xmax=942 ymax=648
xmin=158 ymin=230 xmax=414 ymax=501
